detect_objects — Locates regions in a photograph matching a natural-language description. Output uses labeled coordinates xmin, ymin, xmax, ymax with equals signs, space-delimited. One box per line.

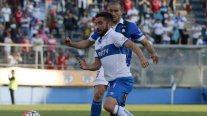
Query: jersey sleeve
xmin=88 ymin=31 xmax=99 ymax=42
xmin=130 ymin=23 xmax=145 ymax=41
xmin=114 ymin=33 xmax=128 ymax=47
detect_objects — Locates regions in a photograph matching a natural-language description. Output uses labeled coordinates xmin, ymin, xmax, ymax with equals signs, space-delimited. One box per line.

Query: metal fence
xmin=131 ymin=45 xmax=207 ymax=88
xmin=0 ymin=43 xmax=207 ymax=87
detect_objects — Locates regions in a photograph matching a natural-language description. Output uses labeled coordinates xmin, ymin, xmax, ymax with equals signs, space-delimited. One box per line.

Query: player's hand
xmin=64 ymin=37 xmax=72 ymax=46
xmin=76 ymin=57 xmax=88 ymax=70
xmin=151 ymin=53 xmax=159 ymax=64
xmin=140 ymin=58 xmax=149 ymax=68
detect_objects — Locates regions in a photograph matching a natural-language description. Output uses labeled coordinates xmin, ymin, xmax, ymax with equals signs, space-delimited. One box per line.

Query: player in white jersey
xmin=65 ymin=1 xmax=159 ymax=116
xmin=77 ymin=12 xmax=149 ymax=116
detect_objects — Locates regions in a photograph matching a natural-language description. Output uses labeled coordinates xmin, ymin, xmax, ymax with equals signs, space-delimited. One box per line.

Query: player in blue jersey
xmin=77 ymin=12 xmax=149 ymax=116
xmin=64 ymin=1 xmax=159 ymax=116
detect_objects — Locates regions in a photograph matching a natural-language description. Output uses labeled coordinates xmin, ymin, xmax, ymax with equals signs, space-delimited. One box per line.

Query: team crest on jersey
xmin=122 ymin=28 xmax=126 ymax=33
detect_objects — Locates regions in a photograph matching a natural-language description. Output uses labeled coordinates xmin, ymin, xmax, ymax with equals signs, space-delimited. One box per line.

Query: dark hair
xmin=95 ymin=12 xmax=113 ymax=22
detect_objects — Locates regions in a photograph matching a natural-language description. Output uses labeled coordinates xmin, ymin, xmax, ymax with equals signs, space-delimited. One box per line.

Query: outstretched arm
xmin=124 ymin=40 xmax=149 ymax=68
xmin=64 ymin=37 xmax=94 ymax=49
xmin=140 ymin=38 xmax=159 ymax=64
xmin=76 ymin=57 xmax=101 ymax=71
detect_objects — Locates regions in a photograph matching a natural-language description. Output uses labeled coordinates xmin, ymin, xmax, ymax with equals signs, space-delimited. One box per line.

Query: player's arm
xmin=124 ymin=40 xmax=149 ymax=68
xmin=76 ymin=57 xmax=101 ymax=71
xmin=130 ymin=22 xmax=159 ymax=64
xmin=140 ymin=38 xmax=159 ymax=64
xmin=64 ymin=37 xmax=94 ymax=49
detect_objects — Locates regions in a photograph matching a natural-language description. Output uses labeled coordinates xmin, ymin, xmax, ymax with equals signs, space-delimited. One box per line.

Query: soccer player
xmin=65 ymin=1 xmax=159 ymax=115
xmin=77 ymin=12 xmax=149 ymax=116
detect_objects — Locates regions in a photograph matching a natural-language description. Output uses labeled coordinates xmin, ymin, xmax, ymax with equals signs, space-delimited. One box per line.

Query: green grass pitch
xmin=0 ymin=104 xmax=207 ymax=116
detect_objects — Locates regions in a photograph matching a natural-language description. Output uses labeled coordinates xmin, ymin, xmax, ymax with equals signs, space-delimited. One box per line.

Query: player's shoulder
xmin=124 ymin=19 xmax=138 ymax=27
xmin=110 ymin=29 xmax=124 ymax=37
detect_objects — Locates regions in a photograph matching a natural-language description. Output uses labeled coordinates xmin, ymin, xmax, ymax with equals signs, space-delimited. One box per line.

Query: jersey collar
xmin=113 ymin=18 xmax=124 ymax=30
xmin=101 ymin=28 xmax=113 ymax=38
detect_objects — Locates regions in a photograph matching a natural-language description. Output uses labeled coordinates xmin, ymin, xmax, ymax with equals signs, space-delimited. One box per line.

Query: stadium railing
xmin=0 ymin=43 xmax=207 ymax=88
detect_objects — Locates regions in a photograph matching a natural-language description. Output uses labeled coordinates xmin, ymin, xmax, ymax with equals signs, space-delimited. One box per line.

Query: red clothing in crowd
xmin=122 ymin=0 xmax=133 ymax=13
xmin=151 ymin=0 xmax=161 ymax=13
xmin=56 ymin=52 xmax=70 ymax=70
xmin=14 ymin=10 xmax=23 ymax=24
xmin=45 ymin=57 xmax=55 ymax=69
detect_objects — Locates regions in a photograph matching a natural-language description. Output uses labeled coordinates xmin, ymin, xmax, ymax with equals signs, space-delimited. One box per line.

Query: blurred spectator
xmin=181 ymin=28 xmax=189 ymax=45
xmin=48 ymin=10 xmax=59 ymax=37
xmin=79 ymin=11 xmax=92 ymax=29
xmin=169 ymin=0 xmax=176 ymax=13
xmin=201 ymin=25 xmax=207 ymax=44
xmin=162 ymin=23 xmax=172 ymax=44
xmin=122 ymin=0 xmax=132 ymax=13
xmin=196 ymin=36 xmax=204 ymax=45
xmin=65 ymin=0 xmax=79 ymax=17
xmin=175 ymin=12 xmax=187 ymax=43
xmin=14 ymin=27 xmax=23 ymax=43
xmin=150 ymin=0 xmax=161 ymax=13
xmin=191 ymin=22 xmax=202 ymax=45
xmin=127 ymin=2 xmax=139 ymax=23
xmin=9 ymin=17 xmax=18 ymax=43
xmin=171 ymin=27 xmax=180 ymax=44
xmin=38 ymin=28 xmax=48 ymax=44
xmin=78 ymin=0 xmax=87 ymax=18
xmin=103 ymin=0 xmax=109 ymax=11
xmin=141 ymin=14 xmax=153 ymax=34
xmin=152 ymin=19 xmax=164 ymax=44
xmin=7 ymin=51 xmax=22 ymax=65
xmin=63 ymin=10 xmax=78 ymax=37
xmin=160 ymin=1 xmax=168 ymax=24
xmin=1 ymin=3 xmax=12 ymax=28
xmin=138 ymin=0 xmax=150 ymax=24
xmin=47 ymin=34 xmax=56 ymax=62
xmin=164 ymin=14 xmax=175 ymax=31
xmin=4 ymin=32 xmax=12 ymax=58
xmin=56 ymin=51 xmax=70 ymax=70
xmin=31 ymin=33 xmax=44 ymax=52
xmin=45 ymin=52 xmax=55 ymax=69
xmin=20 ymin=13 xmax=30 ymax=36
xmin=32 ymin=3 xmax=42 ymax=21
xmin=30 ymin=20 xmax=39 ymax=38
xmin=40 ymin=21 xmax=49 ymax=34
xmin=153 ymin=10 xmax=163 ymax=20
xmin=83 ymin=21 xmax=93 ymax=40
xmin=31 ymin=33 xmax=44 ymax=64
xmin=21 ymin=35 xmax=31 ymax=64
xmin=184 ymin=0 xmax=191 ymax=14
xmin=0 ymin=22 xmax=5 ymax=41
xmin=89 ymin=4 xmax=99 ymax=18
xmin=0 ymin=11 xmax=5 ymax=24
xmin=13 ymin=6 xmax=23 ymax=26
xmin=24 ymin=0 xmax=34 ymax=13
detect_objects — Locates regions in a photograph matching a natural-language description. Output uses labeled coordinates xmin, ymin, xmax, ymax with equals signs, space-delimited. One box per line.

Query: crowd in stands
xmin=0 ymin=0 xmax=206 ymax=70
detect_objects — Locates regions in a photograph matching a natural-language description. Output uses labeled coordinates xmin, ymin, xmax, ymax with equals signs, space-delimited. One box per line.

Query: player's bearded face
xmin=108 ymin=4 xmax=122 ymax=23
xmin=95 ymin=17 xmax=108 ymax=36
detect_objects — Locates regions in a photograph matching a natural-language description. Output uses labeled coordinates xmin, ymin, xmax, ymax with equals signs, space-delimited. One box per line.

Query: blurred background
xmin=0 ymin=0 xmax=207 ymax=105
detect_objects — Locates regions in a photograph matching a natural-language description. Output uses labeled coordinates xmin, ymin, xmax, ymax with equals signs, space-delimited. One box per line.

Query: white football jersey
xmin=94 ymin=28 xmax=132 ymax=81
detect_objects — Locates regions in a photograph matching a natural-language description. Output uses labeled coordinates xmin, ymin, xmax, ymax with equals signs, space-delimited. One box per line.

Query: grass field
xmin=0 ymin=104 xmax=207 ymax=116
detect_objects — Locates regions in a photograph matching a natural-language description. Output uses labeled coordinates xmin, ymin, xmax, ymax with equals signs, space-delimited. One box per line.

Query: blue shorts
xmin=106 ymin=77 xmax=134 ymax=107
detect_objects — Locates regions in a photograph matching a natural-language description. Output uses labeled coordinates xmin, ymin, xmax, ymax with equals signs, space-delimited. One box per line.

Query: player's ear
xmin=108 ymin=21 xmax=113 ymax=28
